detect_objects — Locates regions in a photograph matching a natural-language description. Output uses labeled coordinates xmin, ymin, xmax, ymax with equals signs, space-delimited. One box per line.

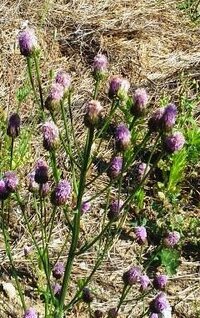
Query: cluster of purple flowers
xmin=42 ymin=121 xmax=59 ymax=151
xmin=0 ymin=171 xmax=18 ymax=201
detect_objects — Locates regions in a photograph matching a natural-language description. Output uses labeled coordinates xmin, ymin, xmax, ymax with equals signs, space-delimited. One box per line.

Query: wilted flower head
xmin=93 ymin=54 xmax=108 ymax=80
xmin=0 ymin=180 xmax=10 ymax=201
xmin=23 ymin=307 xmax=38 ymax=318
xmin=135 ymin=226 xmax=147 ymax=245
xmin=34 ymin=159 xmax=49 ymax=184
xmin=3 ymin=171 xmax=18 ymax=192
xmin=131 ymin=88 xmax=148 ymax=117
xmin=148 ymin=108 xmax=165 ymax=132
xmin=82 ymin=287 xmax=94 ymax=303
xmin=161 ymin=104 xmax=177 ymax=131
xmin=123 ymin=266 xmax=141 ymax=286
xmin=18 ymin=27 xmax=38 ymax=57
xmin=52 ymin=262 xmax=64 ymax=279
xmin=164 ymin=132 xmax=185 ymax=153
xmin=115 ymin=123 xmax=131 ymax=151
xmin=81 ymin=200 xmax=91 ymax=214
xmin=163 ymin=231 xmax=180 ymax=247
xmin=109 ymin=76 xmax=130 ymax=100
xmin=55 ymin=71 xmax=71 ymax=91
xmin=52 ymin=283 xmax=62 ymax=298
xmin=140 ymin=274 xmax=150 ymax=291
xmin=45 ymin=83 xmax=64 ymax=111
xmin=133 ymin=162 xmax=150 ymax=182
xmin=153 ymin=274 xmax=168 ymax=290
xmin=150 ymin=293 xmax=170 ymax=313
xmin=84 ymin=100 xmax=103 ymax=127
xmin=42 ymin=121 xmax=59 ymax=151
xmin=107 ymin=199 xmax=123 ymax=221
xmin=51 ymin=179 xmax=71 ymax=206
xmin=107 ymin=308 xmax=118 ymax=318
xmin=7 ymin=113 xmax=20 ymax=138
xmin=107 ymin=156 xmax=123 ymax=179
xmin=27 ymin=171 xmax=39 ymax=193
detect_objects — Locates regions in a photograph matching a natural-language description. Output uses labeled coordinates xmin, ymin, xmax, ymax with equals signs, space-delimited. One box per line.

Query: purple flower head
xmin=51 ymin=179 xmax=71 ymax=206
xmin=150 ymin=292 xmax=170 ymax=313
xmin=108 ymin=308 xmax=118 ymax=318
xmin=163 ymin=231 xmax=180 ymax=248
xmin=133 ymin=162 xmax=150 ymax=182
xmin=0 ymin=180 xmax=10 ymax=201
xmin=135 ymin=226 xmax=147 ymax=245
xmin=52 ymin=283 xmax=62 ymax=298
xmin=81 ymin=200 xmax=91 ymax=214
xmin=107 ymin=199 xmax=124 ymax=221
xmin=3 ymin=171 xmax=18 ymax=192
xmin=82 ymin=287 xmax=94 ymax=303
xmin=45 ymin=83 xmax=64 ymax=111
xmin=140 ymin=274 xmax=150 ymax=291
xmin=23 ymin=307 xmax=38 ymax=318
xmin=149 ymin=314 xmax=159 ymax=318
xmin=109 ymin=76 xmax=130 ymax=100
xmin=123 ymin=266 xmax=141 ymax=286
xmin=84 ymin=100 xmax=103 ymax=127
xmin=148 ymin=108 xmax=165 ymax=132
xmin=40 ymin=182 xmax=50 ymax=198
xmin=18 ymin=27 xmax=38 ymax=57
xmin=115 ymin=124 xmax=131 ymax=151
xmin=7 ymin=113 xmax=20 ymax=138
xmin=93 ymin=54 xmax=108 ymax=80
xmin=55 ymin=71 xmax=71 ymax=91
xmin=107 ymin=156 xmax=123 ymax=179
xmin=153 ymin=274 xmax=168 ymax=290
xmin=42 ymin=121 xmax=59 ymax=151
xmin=164 ymin=132 xmax=185 ymax=153
xmin=27 ymin=171 xmax=39 ymax=193
xmin=161 ymin=104 xmax=177 ymax=131
xmin=52 ymin=262 xmax=64 ymax=279
xmin=34 ymin=159 xmax=49 ymax=184
xmin=131 ymin=88 xmax=148 ymax=117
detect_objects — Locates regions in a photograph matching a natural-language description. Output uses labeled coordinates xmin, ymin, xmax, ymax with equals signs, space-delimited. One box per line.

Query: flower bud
xmin=4 ymin=171 xmax=18 ymax=192
xmin=148 ymin=108 xmax=165 ymax=133
xmin=107 ymin=156 xmax=123 ymax=179
xmin=163 ymin=231 xmax=180 ymax=248
xmin=40 ymin=182 xmax=50 ymax=197
xmin=42 ymin=122 xmax=59 ymax=151
xmin=164 ymin=132 xmax=185 ymax=153
xmin=0 ymin=180 xmax=10 ymax=200
xmin=153 ymin=274 xmax=168 ymax=290
xmin=23 ymin=307 xmax=38 ymax=318
xmin=161 ymin=104 xmax=177 ymax=131
xmin=108 ymin=76 xmax=130 ymax=100
xmin=7 ymin=113 xmax=20 ymax=138
xmin=34 ymin=159 xmax=49 ymax=184
xmin=139 ymin=274 xmax=150 ymax=291
xmin=123 ymin=267 xmax=141 ymax=286
xmin=131 ymin=88 xmax=148 ymax=117
xmin=45 ymin=83 xmax=64 ymax=111
xmin=51 ymin=179 xmax=71 ymax=206
xmin=52 ymin=262 xmax=64 ymax=279
xmin=93 ymin=54 xmax=108 ymax=80
xmin=107 ymin=199 xmax=123 ymax=221
xmin=18 ymin=27 xmax=38 ymax=57
xmin=27 ymin=171 xmax=39 ymax=193
xmin=55 ymin=71 xmax=71 ymax=92
xmin=82 ymin=287 xmax=94 ymax=303
xmin=84 ymin=100 xmax=103 ymax=128
xmin=150 ymin=293 xmax=171 ymax=314
xmin=115 ymin=124 xmax=131 ymax=151
xmin=133 ymin=162 xmax=150 ymax=182
xmin=81 ymin=200 xmax=91 ymax=214
xmin=52 ymin=283 xmax=61 ymax=298
xmin=134 ymin=226 xmax=147 ymax=245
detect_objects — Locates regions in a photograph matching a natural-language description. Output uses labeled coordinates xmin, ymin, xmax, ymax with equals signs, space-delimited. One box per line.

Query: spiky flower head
xmin=107 ymin=156 xmax=123 ymax=179
xmin=0 ymin=180 xmax=10 ymax=201
xmin=123 ymin=267 xmax=141 ymax=286
xmin=23 ymin=307 xmax=38 ymax=318
xmin=140 ymin=274 xmax=150 ymax=291
xmin=135 ymin=226 xmax=147 ymax=245
xmin=52 ymin=283 xmax=62 ymax=298
xmin=153 ymin=274 xmax=168 ymax=290
xmin=107 ymin=199 xmax=123 ymax=221
xmin=45 ymin=83 xmax=64 ymax=111
xmin=51 ymin=179 xmax=71 ymax=206
xmin=150 ymin=293 xmax=170 ymax=313
xmin=42 ymin=121 xmax=59 ymax=151
xmin=164 ymin=132 xmax=185 ymax=153
xmin=131 ymin=88 xmax=148 ymax=117
xmin=18 ymin=27 xmax=38 ymax=57
xmin=55 ymin=71 xmax=71 ymax=92
xmin=84 ymin=100 xmax=103 ymax=128
xmin=115 ymin=123 xmax=131 ymax=151
xmin=148 ymin=108 xmax=165 ymax=132
xmin=161 ymin=104 xmax=177 ymax=131
xmin=34 ymin=159 xmax=49 ymax=184
xmin=7 ymin=113 xmax=20 ymax=139
xmin=3 ymin=171 xmax=18 ymax=192
xmin=52 ymin=262 xmax=64 ymax=279
xmin=108 ymin=308 xmax=118 ymax=318
xmin=93 ymin=53 xmax=108 ymax=80
xmin=81 ymin=200 xmax=91 ymax=214
xmin=109 ymin=76 xmax=130 ymax=100
xmin=163 ymin=231 xmax=180 ymax=248
xmin=133 ymin=162 xmax=150 ymax=182
xmin=82 ymin=287 xmax=94 ymax=303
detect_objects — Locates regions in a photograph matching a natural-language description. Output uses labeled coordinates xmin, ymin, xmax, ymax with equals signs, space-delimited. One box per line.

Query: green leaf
xmin=159 ymin=248 xmax=180 ymax=275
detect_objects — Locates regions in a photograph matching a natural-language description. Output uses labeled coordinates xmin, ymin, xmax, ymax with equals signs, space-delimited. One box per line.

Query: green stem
xmin=93 ymin=79 xmax=100 ymax=99
xmin=117 ymin=284 xmax=130 ymax=312
xmin=10 ymin=137 xmax=14 ymax=170
xmin=26 ymin=57 xmax=40 ymax=106
xmin=33 ymin=52 xmax=44 ymax=111
xmin=50 ymin=149 xmax=59 ymax=183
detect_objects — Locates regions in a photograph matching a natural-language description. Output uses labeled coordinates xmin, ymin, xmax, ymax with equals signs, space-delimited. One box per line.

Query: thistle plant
xmin=1 ymin=26 xmax=196 ymax=318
